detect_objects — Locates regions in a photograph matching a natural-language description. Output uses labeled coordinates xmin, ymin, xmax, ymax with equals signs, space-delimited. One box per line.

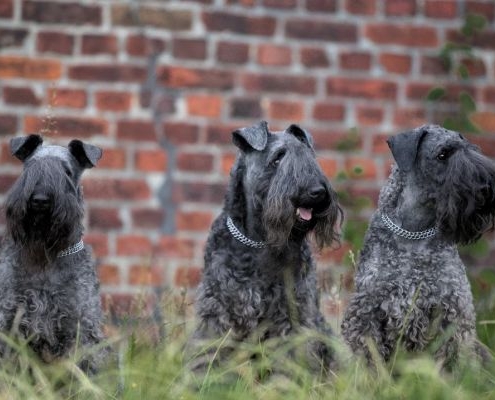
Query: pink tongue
xmin=297 ymin=207 xmax=313 ymax=221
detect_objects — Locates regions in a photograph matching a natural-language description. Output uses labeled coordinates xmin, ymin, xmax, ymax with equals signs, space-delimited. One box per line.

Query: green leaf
xmin=462 ymin=13 xmax=487 ymax=37
xmin=458 ymin=64 xmax=469 ymax=79
xmin=459 ymin=91 xmax=476 ymax=113
xmin=426 ymin=87 xmax=446 ymax=101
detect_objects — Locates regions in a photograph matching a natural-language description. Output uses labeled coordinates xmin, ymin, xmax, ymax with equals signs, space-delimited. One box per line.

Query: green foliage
xmin=335 ymin=128 xmax=360 ymax=152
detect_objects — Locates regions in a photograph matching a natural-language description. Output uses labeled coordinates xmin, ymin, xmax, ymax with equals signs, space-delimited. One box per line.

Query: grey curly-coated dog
xmin=341 ymin=125 xmax=495 ymax=367
xmin=191 ymin=121 xmax=342 ymax=373
xmin=0 ymin=134 xmax=106 ymax=372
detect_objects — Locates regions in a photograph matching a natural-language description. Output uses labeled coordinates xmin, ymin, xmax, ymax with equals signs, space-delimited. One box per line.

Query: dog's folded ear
xmin=286 ymin=124 xmax=314 ymax=149
xmin=232 ymin=120 xmax=269 ymax=152
xmin=68 ymin=140 xmax=103 ymax=168
xmin=387 ymin=128 xmax=428 ymax=172
xmin=10 ymin=134 xmax=43 ymax=161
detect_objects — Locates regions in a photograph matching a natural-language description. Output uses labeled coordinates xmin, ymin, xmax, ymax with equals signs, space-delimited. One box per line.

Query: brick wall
xmin=1 ymin=0 xmax=495 ymax=316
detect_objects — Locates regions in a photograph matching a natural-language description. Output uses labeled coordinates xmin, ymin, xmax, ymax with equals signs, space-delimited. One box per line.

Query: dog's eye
xmin=64 ymin=167 xmax=72 ymax=177
xmin=271 ymin=151 xmax=286 ymax=166
xmin=436 ymin=148 xmax=453 ymax=161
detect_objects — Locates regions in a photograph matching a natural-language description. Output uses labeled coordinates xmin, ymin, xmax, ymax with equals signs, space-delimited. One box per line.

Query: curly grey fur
xmin=0 ymin=135 xmax=106 ymax=373
xmin=341 ymin=125 xmax=495 ymax=367
xmin=190 ymin=121 xmax=342 ymax=374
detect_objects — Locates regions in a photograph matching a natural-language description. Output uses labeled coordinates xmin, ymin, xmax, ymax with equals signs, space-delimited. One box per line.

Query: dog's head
xmin=5 ymin=134 xmax=102 ymax=256
xmin=388 ymin=125 xmax=495 ymax=244
xmin=229 ymin=121 xmax=342 ymax=249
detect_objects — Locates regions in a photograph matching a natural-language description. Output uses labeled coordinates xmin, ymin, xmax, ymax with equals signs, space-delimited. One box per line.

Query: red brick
xmin=483 ymin=87 xmax=495 ymax=104
xmin=89 ymin=207 xmax=122 ymax=230
xmin=116 ymin=120 xmax=156 ymax=141
xmin=420 ymin=55 xmax=448 ymax=76
xmin=172 ymin=38 xmax=207 ymax=60
xmin=112 ymin=5 xmax=192 ymax=30
xmin=300 ymin=47 xmax=330 ymax=68
xmin=345 ymin=0 xmax=376 ymax=14
xmin=326 ymin=78 xmax=397 ymax=100
xmin=84 ymin=233 xmax=109 ymax=258
xmin=22 ymin=1 xmax=102 ymax=25
xmin=385 ymin=0 xmax=416 ymax=15
xmin=83 ymin=178 xmax=151 ymax=200
xmin=202 ymin=11 xmax=276 ymax=36
xmin=126 ymin=34 xmax=167 ymax=57
xmin=226 ymin=0 xmax=255 ymax=5
xmin=267 ymin=100 xmax=304 ymax=121
xmin=177 ymin=151 xmax=214 ymax=172
xmin=24 ymin=115 xmax=108 ymax=138
xmin=230 ymin=97 xmax=262 ymax=119
xmin=379 ymin=53 xmax=412 ymax=74
xmin=98 ymin=147 xmax=126 ymax=169
xmin=98 ymin=264 xmax=120 ymax=286
xmin=221 ymin=152 xmax=236 ymax=175
xmin=311 ymin=128 xmax=362 ymax=151
xmin=0 ymin=0 xmax=13 ymax=17
xmin=95 ymin=91 xmax=132 ymax=112
xmin=82 ymin=34 xmax=118 ymax=55
xmin=0 ymin=28 xmax=28 ymax=48
xmin=257 ymin=44 xmax=291 ymax=66
xmin=129 ymin=264 xmax=164 ymax=286
xmin=393 ymin=107 xmax=426 ymax=126
xmin=135 ymin=149 xmax=167 ymax=172
xmin=313 ymin=102 xmax=345 ymax=122
xmin=286 ymin=19 xmax=357 ymax=42
xmin=318 ymin=158 xmax=338 ymax=178
xmin=263 ymin=0 xmax=296 ymax=8
xmin=0 ymin=174 xmax=17 ymax=192
xmin=47 ymin=88 xmax=87 ymax=109
xmin=155 ymin=236 xmax=196 ymax=258
xmin=406 ymin=83 xmax=476 ymax=102
xmin=339 ymin=51 xmax=371 ymax=70
xmin=216 ymin=41 xmax=250 ymax=64
xmin=356 ymin=106 xmax=384 ymax=126
xmin=372 ymin=133 xmax=391 ymax=155
xmin=174 ymin=266 xmax=202 ymax=288
xmin=471 ymin=112 xmax=495 ymax=133
xmin=162 ymin=122 xmax=200 ymax=145
xmin=0 ymin=114 xmax=17 ymax=136
xmin=306 ymin=0 xmax=337 ymax=12
xmin=466 ymin=1 xmax=495 ymax=21
xmin=205 ymin=123 xmax=243 ymax=145
xmin=173 ymin=181 xmax=226 ymax=203
xmin=3 ymin=86 xmax=40 ymax=106
xmin=425 ymin=0 xmax=457 ymax=18
xmin=176 ymin=210 xmax=214 ymax=231
xmin=186 ymin=94 xmax=223 ymax=118
xmin=132 ymin=208 xmax=165 ymax=229
xmin=365 ymin=24 xmax=438 ymax=47
xmin=37 ymin=31 xmax=73 ymax=55
xmin=158 ymin=66 xmax=234 ymax=90
xmin=68 ymin=64 xmax=146 ymax=82
xmin=117 ymin=235 xmax=153 ymax=256
xmin=446 ymin=30 xmax=495 ymax=50
xmin=243 ymin=72 xmax=316 ymax=95
xmin=0 ymin=56 xmax=62 ymax=79
xmin=459 ymin=58 xmax=486 ymax=78
xmin=345 ymin=157 xmax=377 ymax=179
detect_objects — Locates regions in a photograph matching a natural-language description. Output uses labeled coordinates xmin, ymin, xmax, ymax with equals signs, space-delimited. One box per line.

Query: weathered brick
xmin=326 ymin=78 xmax=397 ymax=100
xmin=98 ymin=147 xmax=126 ymax=170
xmin=425 ymin=0 xmax=457 ymax=18
xmin=22 ymin=1 xmax=102 ymax=25
xmin=0 ymin=0 xmax=13 ymax=18
xmin=406 ymin=83 xmax=476 ymax=102
xmin=226 ymin=0 xmax=256 ymax=5
xmin=230 ymin=97 xmax=262 ymax=119
xmin=112 ymin=5 xmax=192 ymax=30
xmin=158 ymin=66 xmax=234 ymax=90
xmin=257 ymin=44 xmax=292 ymax=66
xmin=221 ymin=152 xmax=236 ymax=175
xmin=318 ymin=158 xmax=338 ymax=178
xmin=306 ymin=0 xmax=337 ymax=12
xmin=172 ymin=38 xmax=207 ymax=60
xmin=393 ymin=107 xmax=426 ymax=126
xmin=339 ymin=51 xmax=371 ymax=70
xmin=0 ymin=174 xmax=18 ymax=193
xmin=379 ymin=53 xmax=412 ymax=74
xmin=311 ymin=128 xmax=362 ymax=151
xmin=385 ymin=0 xmax=416 ymax=16
xmin=129 ymin=264 xmax=164 ymax=287
xmin=267 ymin=99 xmax=304 ymax=121
xmin=155 ymin=236 xmax=196 ymax=259
xmin=84 ymin=233 xmax=108 ymax=258
xmin=263 ymin=0 xmax=296 ymax=8
xmin=174 ymin=266 xmax=202 ymax=288
xmin=0 ymin=56 xmax=62 ymax=79
xmin=68 ymin=64 xmax=146 ymax=82
xmin=447 ymin=29 xmax=495 ymax=50
xmin=98 ymin=264 xmax=120 ymax=286
xmin=345 ymin=0 xmax=376 ymax=14
xmin=89 ymin=207 xmax=123 ymax=230
xmin=206 ymin=123 xmax=241 ymax=145
xmin=47 ymin=88 xmax=87 ymax=109
xmin=300 ymin=47 xmax=330 ymax=68
xmin=243 ymin=72 xmax=316 ymax=94
xmin=459 ymin=58 xmax=486 ymax=78
xmin=466 ymin=1 xmax=495 ymax=21
xmin=372 ymin=133 xmax=392 ymax=155
xmin=174 ymin=181 xmax=226 ymax=203
xmin=116 ymin=120 xmax=156 ymax=141
xmin=202 ymin=11 xmax=276 ymax=36
xmin=117 ymin=235 xmax=153 ymax=256
xmin=471 ymin=111 xmax=495 ymax=133
xmin=82 ymin=34 xmax=118 ymax=55
xmin=186 ymin=94 xmax=223 ymax=118
xmin=83 ymin=178 xmax=151 ymax=200
xmin=162 ymin=122 xmax=200 ymax=145
xmin=483 ymin=87 xmax=495 ymax=104
xmin=356 ymin=106 xmax=384 ymax=126
xmin=177 ymin=151 xmax=214 ymax=172
xmin=216 ymin=41 xmax=250 ymax=64
xmin=135 ymin=149 xmax=167 ymax=172
xmin=286 ymin=19 xmax=357 ymax=42
xmin=420 ymin=55 xmax=448 ymax=76
xmin=132 ymin=208 xmax=165 ymax=229
xmin=0 ymin=114 xmax=17 ymax=136
xmin=313 ymin=102 xmax=345 ymax=121
xmin=37 ymin=31 xmax=73 ymax=55
xmin=0 ymin=28 xmax=28 ymax=49
xmin=24 ymin=115 xmax=108 ymax=138
xmin=365 ymin=24 xmax=438 ymax=47
xmin=4 ymin=86 xmax=40 ymax=106
xmin=95 ymin=91 xmax=132 ymax=112
xmin=126 ymin=34 xmax=167 ymax=57
xmin=345 ymin=157 xmax=377 ymax=180
xmin=176 ymin=210 xmax=213 ymax=231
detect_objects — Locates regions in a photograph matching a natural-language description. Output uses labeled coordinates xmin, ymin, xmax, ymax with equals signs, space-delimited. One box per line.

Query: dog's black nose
xmin=30 ymin=194 xmax=51 ymax=210
xmin=308 ymin=185 xmax=328 ymax=203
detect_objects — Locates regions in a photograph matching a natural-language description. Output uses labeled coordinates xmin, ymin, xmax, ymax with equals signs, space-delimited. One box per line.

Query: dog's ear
xmin=232 ymin=120 xmax=269 ymax=152
xmin=10 ymin=134 xmax=43 ymax=161
xmin=68 ymin=140 xmax=103 ymax=169
xmin=387 ymin=128 xmax=428 ymax=172
xmin=286 ymin=124 xmax=314 ymax=149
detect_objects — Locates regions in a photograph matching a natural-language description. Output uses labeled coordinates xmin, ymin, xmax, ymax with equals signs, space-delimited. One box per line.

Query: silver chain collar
xmin=381 ymin=213 xmax=437 ymax=240
xmin=226 ymin=216 xmax=266 ymax=249
xmin=57 ymin=240 xmax=85 ymax=258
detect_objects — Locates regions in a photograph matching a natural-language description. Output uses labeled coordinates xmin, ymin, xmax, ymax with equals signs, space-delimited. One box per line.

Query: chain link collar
xmin=226 ymin=216 xmax=266 ymax=249
xmin=57 ymin=240 xmax=84 ymax=258
xmin=381 ymin=213 xmax=437 ymax=240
